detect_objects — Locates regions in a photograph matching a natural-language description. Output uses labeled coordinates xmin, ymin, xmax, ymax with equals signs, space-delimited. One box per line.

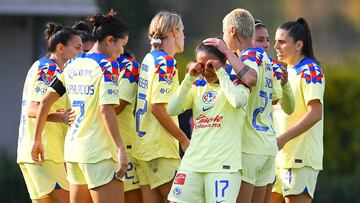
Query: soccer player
xmin=31 ymin=10 xmax=129 ymax=203
xmin=116 ymin=52 xmax=143 ymax=203
xmin=167 ymin=42 xmax=250 ymax=202
xmin=252 ymin=19 xmax=295 ymax=203
xmin=203 ymin=9 xmax=281 ymax=203
xmin=270 ymin=17 xmax=325 ymax=203
xmin=72 ymin=21 xmax=94 ymax=52
xmin=17 ymin=22 xmax=81 ymax=202
xmin=133 ymin=11 xmax=190 ymax=203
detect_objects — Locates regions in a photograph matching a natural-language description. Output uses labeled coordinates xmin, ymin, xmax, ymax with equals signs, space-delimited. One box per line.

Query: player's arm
xmin=167 ymin=70 xmax=196 ymax=116
xmin=31 ymin=77 xmax=65 ymax=162
xmin=152 ymin=103 xmax=190 ymax=151
xmin=203 ymin=38 xmax=257 ymax=87
xmin=27 ymin=101 xmax=75 ymax=123
xmin=116 ymin=60 xmax=139 ymax=115
xmin=115 ymin=99 xmax=130 ymax=115
xmin=274 ymin=65 xmax=295 ymax=114
xmin=279 ymin=82 xmax=295 ymax=115
xmin=209 ymin=60 xmax=250 ymax=108
xmin=100 ymin=104 xmax=128 ymax=179
xmin=277 ymin=99 xmax=322 ymax=149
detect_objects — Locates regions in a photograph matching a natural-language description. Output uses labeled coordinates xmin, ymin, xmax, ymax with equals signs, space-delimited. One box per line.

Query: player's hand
xmin=60 ymin=109 xmax=76 ymax=125
xmin=280 ymin=62 xmax=288 ymax=86
xmin=203 ymin=38 xmax=229 ymax=55
xmin=115 ymin=149 xmax=128 ymax=180
xmin=188 ymin=62 xmax=204 ymax=77
xmin=31 ymin=141 xmax=44 ymax=165
xmin=206 ymin=59 xmax=224 ymax=71
xmin=277 ymin=136 xmax=287 ymax=150
xmin=180 ymin=139 xmax=190 ymax=152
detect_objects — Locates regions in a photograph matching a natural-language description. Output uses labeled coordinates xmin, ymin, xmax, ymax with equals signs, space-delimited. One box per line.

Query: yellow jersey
xmin=274 ymin=58 xmax=325 ymax=170
xmin=133 ymin=50 xmax=180 ymax=161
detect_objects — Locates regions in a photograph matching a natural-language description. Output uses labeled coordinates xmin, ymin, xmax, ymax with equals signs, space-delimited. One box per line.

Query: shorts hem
xmin=124 ymin=185 xmax=141 ymax=192
xmin=254 ymin=180 xmax=274 ymax=187
xmin=87 ymin=173 xmax=114 ymax=189
xmin=150 ymin=176 xmax=174 ymax=190
xmin=241 ymin=176 xmax=255 ymax=185
xmin=284 ymin=188 xmax=314 ymax=199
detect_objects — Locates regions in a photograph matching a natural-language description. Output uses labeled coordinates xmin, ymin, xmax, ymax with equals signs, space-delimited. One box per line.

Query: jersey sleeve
xmin=271 ymin=58 xmax=283 ymax=101
xmin=151 ymin=55 xmax=178 ymax=104
xmin=301 ymin=64 xmax=325 ymax=105
xmin=167 ymin=73 xmax=194 ymax=116
xmin=241 ymin=49 xmax=263 ymax=76
xmin=118 ymin=60 xmax=139 ymax=104
xmin=216 ymin=68 xmax=250 ymax=108
xmin=99 ymin=59 xmax=121 ymax=105
xmin=30 ymin=62 xmax=59 ymax=101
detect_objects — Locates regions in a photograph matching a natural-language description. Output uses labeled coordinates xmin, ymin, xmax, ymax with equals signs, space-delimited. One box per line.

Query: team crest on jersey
xmin=164 ymin=73 xmax=174 ymax=85
xmin=202 ymin=91 xmax=218 ymax=104
xmin=172 ymin=187 xmax=182 ymax=197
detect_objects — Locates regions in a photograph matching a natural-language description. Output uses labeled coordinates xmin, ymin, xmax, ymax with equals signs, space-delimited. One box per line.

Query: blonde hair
xmin=148 ymin=11 xmax=183 ymax=49
xmin=223 ymin=8 xmax=255 ymax=40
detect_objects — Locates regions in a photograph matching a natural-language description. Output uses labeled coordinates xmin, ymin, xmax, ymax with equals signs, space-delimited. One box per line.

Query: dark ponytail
xmin=88 ymin=9 xmax=128 ymax=42
xmin=45 ymin=22 xmax=80 ymax=53
xmin=279 ymin=17 xmax=318 ymax=62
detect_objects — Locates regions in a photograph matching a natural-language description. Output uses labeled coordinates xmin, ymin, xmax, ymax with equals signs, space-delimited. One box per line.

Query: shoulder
xmin=270 ymin=58 xmax=284 ymax=80
xmin=117 ymin=55 xmax=139 ymax=83
xmin=294 ymin=58 xmax=324 ymax=84
xmin=150 ymin=50 xmax=176 ymax=68
xmin=193 ymin=78 xmax=207 ymax=87
xmin=37 ymin=57 xmax=60 ymax=84
xmin=240 ymin=47 xmax=266 ymax=66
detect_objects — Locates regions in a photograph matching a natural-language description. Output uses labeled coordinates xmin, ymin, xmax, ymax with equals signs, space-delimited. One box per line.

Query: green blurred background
xmin=1 ymin=0 xmax=360 ymax=202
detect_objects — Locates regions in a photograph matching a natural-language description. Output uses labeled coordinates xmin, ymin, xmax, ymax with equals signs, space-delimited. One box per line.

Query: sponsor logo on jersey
xmin=194 ymin=114 xmax=223 ymax=129
xmin=107 ymin=89 xmax=119 ymax=96
xmin=202 ymin=106 xmax=213 ymax=112
xmin=160 ymin=88 xmax=171 ymax=94
xmin=202 ymin=91 xmax=218 ymax=104
xmin=174 ymin=173 xmax=186 ymax=185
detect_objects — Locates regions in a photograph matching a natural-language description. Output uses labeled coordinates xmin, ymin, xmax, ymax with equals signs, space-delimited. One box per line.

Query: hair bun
xmin=72 ymin=21 xmax=91 ymax=33
xmin=88 ymin=13 xmax=106 ymax=27
xmin=89 ymin=9 xmax=117 ymax=28
xmin=296 ymin=17 xmax=306 ymax=25
xmin=45 ymin=22 xmax=63 ymax=41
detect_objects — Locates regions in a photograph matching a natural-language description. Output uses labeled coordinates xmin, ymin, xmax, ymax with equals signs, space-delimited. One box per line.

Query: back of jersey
xmin=241 ymin=48 xmax=278 ymax=156
xmin=62 ymin=53 xmax=120 ymax=164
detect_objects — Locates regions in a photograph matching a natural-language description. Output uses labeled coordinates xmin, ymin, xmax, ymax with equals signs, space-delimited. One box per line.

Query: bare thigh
xmin=251 ymin=185 xmax=267 ymax=203
xmin=237 ymin=181 xmax=255 ymax=203
xmin=70 ymin=184 xmax=92 ymax=203
xmin=269 ymin=191 xmax=284 ymax=203
xmin=140 ymin=185 xmax=163 ymax=203
xmin=90 ymin=180 xmax=124 ymax=203
xmin=32 ymin=197 xmax=52 ymax=203
xmin=285 ymin=193 xmax=312 ymax=203
xmin=125 ymin=189 xmax=143 ymax=203
xmin=49 ymin=188 xmax=70 ymax=203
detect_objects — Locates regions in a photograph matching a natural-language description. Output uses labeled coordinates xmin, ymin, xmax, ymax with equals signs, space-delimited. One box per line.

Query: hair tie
xmin=150 ymin=38 xmax=162 ymax=45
